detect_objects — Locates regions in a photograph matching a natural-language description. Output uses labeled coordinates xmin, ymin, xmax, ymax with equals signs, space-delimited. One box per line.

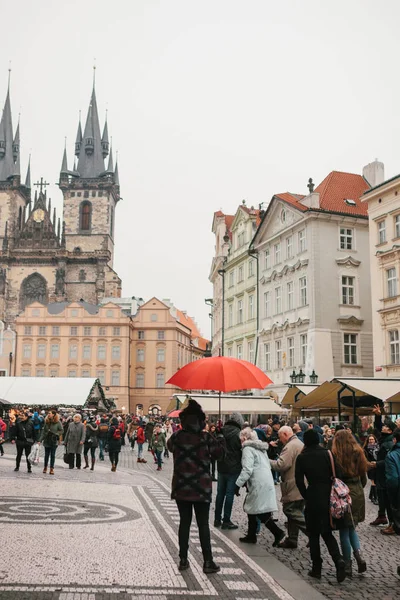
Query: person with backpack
xmin=332 ymin=429 xmax=368 ymax=577
xmin=10 ymin=411 xmax=36 ymax=473
xmin=295 ymin=429 xmax=346 ymax=582
xmin=38 ymin=410 xmax=63 ymax=475
xmin=31 ymin=411 xmax=43 ymax=441
xmin=97 ymin=416 xmax=109 ymax=461
xmin=108 ymin=417 xmax=122 ymax=472
xmin=151 ymin=424 xmax=166 ymax=471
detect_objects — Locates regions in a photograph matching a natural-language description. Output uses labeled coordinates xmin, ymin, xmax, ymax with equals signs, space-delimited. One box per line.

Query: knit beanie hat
xmin=180 ymin=399 xmax=206 ymax=428
xmin=385 ymin=420 xmax=396 ymax=432
xmin=298 ymin=420 xmax=309 ymax=432
xmin=229 ymin=412 xmax=245 ymax=428
xmin=303 ymin=429 xmax=320 ymax=447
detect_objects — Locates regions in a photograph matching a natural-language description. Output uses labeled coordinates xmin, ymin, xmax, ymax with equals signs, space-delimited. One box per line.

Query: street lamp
xmin=297 ymin=369 xmax=305 ymax=384
xmin=309 ymin=370 xmax=318 ymax=384
xmin=289 ymin=370 xmax=297 ymax=383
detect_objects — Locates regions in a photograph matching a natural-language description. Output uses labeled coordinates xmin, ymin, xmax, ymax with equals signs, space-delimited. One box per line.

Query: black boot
xmin=90 ymin=459 xmax=95 ymax=471
xmin=203 ymin=560 xmax=220 ymax=574
xmin=239 ymin=535 xmax=257 ymax=544
xmin=308 ymin=563 xmax=322 ymax=579
xmin=83 ymin=455 xmax=89 ymax=469
xmin=265 ymin=516 xmax=285 ymax=547
xmin=178 ymin=558 xmax=190 ymax=571
xmin=335 ymin=558 xmax=346 ymax=583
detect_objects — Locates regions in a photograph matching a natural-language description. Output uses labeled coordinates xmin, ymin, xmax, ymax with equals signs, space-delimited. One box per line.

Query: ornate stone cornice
xmin=261 ymin=259 xmax=308 ymax=284
xmin=335 ymin=256 xmax=361 ymax=267
xmin=337 ymin=315 xmax=364 ymax=326
xmin=259 ymin=316 xmax=310 ymax=335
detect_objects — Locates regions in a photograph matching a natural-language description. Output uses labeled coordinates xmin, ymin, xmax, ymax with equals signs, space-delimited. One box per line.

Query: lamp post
xmin=217 ymin=268 xmax=226 ymax=356
xmin=290 ymin=370 xmax=297 ymax=383
xmin=297 ymin=369 xmax=305 ymax=383
xmin=309 ymin=370 xmax=318 ymax=384
xmin=205 ymin=298 xmax=214 ymax=353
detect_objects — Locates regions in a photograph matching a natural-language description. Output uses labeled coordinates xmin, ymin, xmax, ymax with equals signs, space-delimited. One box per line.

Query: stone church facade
xmin=0 ymin=77 xmax=121 ymax=328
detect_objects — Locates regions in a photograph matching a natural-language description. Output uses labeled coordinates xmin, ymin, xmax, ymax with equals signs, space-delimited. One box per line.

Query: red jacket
xmin=136 ymin=426 xmax=145 ymax=444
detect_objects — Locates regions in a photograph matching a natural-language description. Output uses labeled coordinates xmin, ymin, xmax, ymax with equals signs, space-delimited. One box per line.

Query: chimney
xmin=363 ymin=159 xmax=385 ymax=188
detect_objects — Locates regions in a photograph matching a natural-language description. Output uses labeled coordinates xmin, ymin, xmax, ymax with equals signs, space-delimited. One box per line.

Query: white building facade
xmin=252 ymin=169 xmax=376 ymax=400
xmin=362 ymin=165 xmax=400 ymax=376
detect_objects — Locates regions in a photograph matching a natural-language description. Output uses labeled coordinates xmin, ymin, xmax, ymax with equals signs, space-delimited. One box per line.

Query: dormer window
xmin=344 ymin=199 xmax=356 ymax=206
xmin=85 ymin=137 xmax=94 ymax=155
xmin=0 ymin=140 xmax=5 ymax=158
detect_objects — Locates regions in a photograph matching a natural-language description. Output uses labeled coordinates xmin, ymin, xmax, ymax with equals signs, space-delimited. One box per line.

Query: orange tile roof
xmin=274 ymin=172 xmax=370 ymax=217
xmin=176 ymin=309 xmax=210 ymax=351
xmin=315 ymin=171 xmax=370 ymax=216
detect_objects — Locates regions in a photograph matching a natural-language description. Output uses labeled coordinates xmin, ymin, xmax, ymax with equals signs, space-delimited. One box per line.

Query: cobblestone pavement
xmin=1 ymin=442 xmax=399 ymax=600
xmin=0 ymin=443 xmax=299 ymax=600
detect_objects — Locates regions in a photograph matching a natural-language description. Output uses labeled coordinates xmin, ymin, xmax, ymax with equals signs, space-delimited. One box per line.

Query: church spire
xmin=0 ymin=71 xmax=16 ymax=182
xmin=76 ymin=75 xmax=104 ymax=178
xmin=13 ymin=117 xmax=20 ymax=162
xmin=60 ymin=144 xmax=68 ymax=174
xmin=114 ymin=160 xmax=119 ymax=186
xmin=102 ymin=113 xmax=109 ymax=158
xmin=75 ymin=114 xmax=82 ymax=157
xmin=107 ymin=145 xmax=114 ymax=173
xmin=25 ymin=155 xmax=31 ymax=188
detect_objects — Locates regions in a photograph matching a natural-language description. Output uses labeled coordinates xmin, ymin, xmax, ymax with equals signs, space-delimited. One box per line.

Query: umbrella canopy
xmin=166 ymin=356 xmax=272 ymax=392
xmin=168 ymin=409 xmax=182 ymax=418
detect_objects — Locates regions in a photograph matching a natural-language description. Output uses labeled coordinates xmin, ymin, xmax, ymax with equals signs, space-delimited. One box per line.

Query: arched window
xmin=18 ymin=206 xmax=22 ymax=229
xmin=20 ymin=273 xmax=48 ymax=311
xmin=80 ymin=201 xmax=92 ymax=231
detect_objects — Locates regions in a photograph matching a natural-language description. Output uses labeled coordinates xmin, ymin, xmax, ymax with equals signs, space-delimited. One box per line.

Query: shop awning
xmin=281 ymin=385 xmax=319 ymax=407
xmin=174 ymin=394 xmax=286 ymax=415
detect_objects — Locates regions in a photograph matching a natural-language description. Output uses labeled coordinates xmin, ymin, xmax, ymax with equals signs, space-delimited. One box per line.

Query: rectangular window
xmin=248 ymin=295 xmax=254 ymax=319
xmin=23 ymin=344 xmax=31 ymax=359
xmin=389 ymin=330 xmax=400 ymax=365
xmin=36 ymin=369 xmax=45 ymax=377
xmin=136 ymin=373 xmax=144 ymax=387
xmin=264 ymin=248 xmax=270 ymax=270
xmin=113 ymin=327 xmax=121 ymax=336
xmin=69 ymin=344 xmax=78 ymax=359
xmin=286 ymin=236 xmax=293 ymax=259
xmin=227 ymin=346 xmax=233 ymax=357
xmin=275 ymin=340 xmax=282 ymax=369
xmin=264 ymin=343 xmax=270 ymax=371
xmin=156 ymin=372 xmax=164 ymax=388
xmin=229 ymin=271 xmax=234 ymax=287
xmin=97 ymin=370 xmax=105 ymax=384
xmin=342 ymin=276 xmax=355 ymax=305
xmin=22 ymin=369 xmax=31 ymax=377
xmin=344 ymin=333 xmax=358 ymax=364
xmin=340 ymin=227 xmax=353 ymax=250
xmin=288 ymin=337 xmax=295 ymax=367
xmin=378 ymin=220 xmax=386 ymax=244
xmin=228 ymin=303 xmax=233 ymax=327
xmin=275 ymin=287 xmax=282 ymax=314
xmin=83 ymin=326 xmax=92 ymax=336
xmin=248 ymin=260 xmax=254 ymax=277
xmin=70 ymin=326 xmax=78 ymax=336
xmin=300 ymin=334 xmax=308 ymax=365
xmin=83 ymin=345 xmax=91 ymax=359
xmin=138 ymin=330 xmax=145 ymax=340
xmin=112 ymin=345 xmax=121 ymax=360
xmin=82 ymin=370 xmax=90 ymax=378
xmin=39 ymin=326 xmax=47 ymax=335
xmin=106 ymin=309 xmax=113 ymax=317
xmin=111 ymin=370 xmax=120 ymax=386
xmin=137 ymin=348 xmax=145 ymax=362
xmin=238 ymin=266 xmax=244 ymax=282
xmin=68 ymin=370 xmax=76 ymax=377
xmin=298 ymin=229 xmax=306 ymax=253
xmin=51 ymin=344 xmax=59 ymax=359
xmin=299 ymin=276 xmax=307 ymax=306
xmin=237 ymin=299 xmax=243 ymax=324
xmin=264 ymin=291 xmax=270 ymax=317
xmin=97 ymin=345 xmax=106 ymax=360
xmin=52 ymin=326 xmax=60 ymax=336
xmin=287 ymin=281 xmax=294 ymax=310
xmin=387 ymin=267 xmax=397 ymax=298
xmin=395 ymin=215 xmax=400 ymax=239
xmin=98 ymin=327 xmax=106 ymax=336
xmin=274 ymin=243 xmax=281 ymax=264
xmin=157 ymin=331 xmax=165 ymax=340
xmin=37 ymin=344 xmax=46 ymax=359
xmin=248 ymin=341 xmax=254 ymax=364
xmin=50 ymin=369 xmax=58 ymax=377
xmin=24 ymin=326 xmax=32 ymax=335
xmin=238 ymin=231 xmax=245 ymax=248
xmin=157 ymin=348 xmax=165 ymax=362
xmin=237 ymin=344 xmax=243 ymax=360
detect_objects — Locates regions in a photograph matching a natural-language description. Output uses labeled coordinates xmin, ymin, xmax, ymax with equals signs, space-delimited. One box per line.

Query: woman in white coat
xmin=235 ymin=427 xmax=285 ymax=545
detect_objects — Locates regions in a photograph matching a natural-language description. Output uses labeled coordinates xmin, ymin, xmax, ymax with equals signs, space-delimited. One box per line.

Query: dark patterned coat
xmin=168 ymin=421 xmax=225 ymax=503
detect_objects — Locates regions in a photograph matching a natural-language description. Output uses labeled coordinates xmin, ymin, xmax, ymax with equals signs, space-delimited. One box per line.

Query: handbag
xmin=328 ymin=450 xmax=352 ymax=525
xmin=63 ymin=451 xmax=70 ymax=464
xmin=28 ymin=443 xmax=40 ymax=466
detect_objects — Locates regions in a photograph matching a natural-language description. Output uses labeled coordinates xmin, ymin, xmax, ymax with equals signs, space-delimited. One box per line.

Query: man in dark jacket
xmin=370 ymin=406 xmax=395 ymax=532
xmin=168 ymin=399 xmax=225 ymax=574
xmin=10 ymin=412 xmax=35 ymax=473
xmin=385 ymin=427 xmax=400 ymax=535
xmin=214 ymin=412 xmax=244 ymax=530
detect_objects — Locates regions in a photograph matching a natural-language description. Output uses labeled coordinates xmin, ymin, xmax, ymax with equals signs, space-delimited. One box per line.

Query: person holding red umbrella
xmin=167 ymin=399 xmax=225 ymax=574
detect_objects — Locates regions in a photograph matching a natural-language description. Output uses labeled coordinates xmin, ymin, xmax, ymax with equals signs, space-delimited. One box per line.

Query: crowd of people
xmin=167 ymin=400 xmax=400 ymax=579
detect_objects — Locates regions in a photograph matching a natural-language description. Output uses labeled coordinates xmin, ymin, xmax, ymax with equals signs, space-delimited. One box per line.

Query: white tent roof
xmin=0 ymin=378 xmax=104 ymax=408
xmin=174 ymin=394 xmax=286 ymax=415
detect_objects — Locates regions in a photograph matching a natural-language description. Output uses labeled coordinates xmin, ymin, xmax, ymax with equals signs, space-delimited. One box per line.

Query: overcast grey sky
xmin=2 ymin=0 xmax=399 ymax=336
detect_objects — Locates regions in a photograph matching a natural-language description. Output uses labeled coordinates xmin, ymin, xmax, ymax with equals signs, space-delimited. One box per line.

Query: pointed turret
xmin=13 ymin=119 xmax=20 ymax=162
xmin=75 ymin=117 xmax=82 ymax=157
xmin=0 ymin=74 xmax=15 ymax=181
xmin=60 ymin=146 xmax=68 ymax=174
xmin=114 ymin=161 xmax=119 ymax=186
xmin=107 ymin=146 xmax=114 ymax=173
xmin=102 ymin=117 xmax=109 ymax=158
xmin=25 ymin=155 xmax=31 ymax=188
xmin=76 ymin=81 xmax=104 ymax=178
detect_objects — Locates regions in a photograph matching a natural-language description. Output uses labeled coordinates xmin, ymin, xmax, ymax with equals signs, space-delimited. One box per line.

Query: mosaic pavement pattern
xmin=0 ymin=448 xmax=295 ymax=600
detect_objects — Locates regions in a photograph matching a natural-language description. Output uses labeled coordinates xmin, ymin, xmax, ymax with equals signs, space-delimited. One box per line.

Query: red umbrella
xmin=168 ymin=409 xmax=182 ymax=418
xmin=166 ymin=356 xmax=273 ymax=418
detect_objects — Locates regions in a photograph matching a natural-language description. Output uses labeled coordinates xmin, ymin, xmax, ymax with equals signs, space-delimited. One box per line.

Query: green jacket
xmin=151 ymin=431 xmax=166 ymax=452
xmin=40 ymin=419 xmax=64 ymax=448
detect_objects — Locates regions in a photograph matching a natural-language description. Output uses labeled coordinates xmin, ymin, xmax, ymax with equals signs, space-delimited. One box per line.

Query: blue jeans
xmin=339 ymin=526 xmax=360 ymax=561
xmin=44 ymin=446 xmax=56 ymax=469
xmin=137 ymin=443 xmax=143 ymax=459
xmin=215 ymin=472 xmax=238 ymax=523
xmin=98 ymin=438 xmax=107 ymax=460
xmin=155 ymin=449 xmax=162 ymax=468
